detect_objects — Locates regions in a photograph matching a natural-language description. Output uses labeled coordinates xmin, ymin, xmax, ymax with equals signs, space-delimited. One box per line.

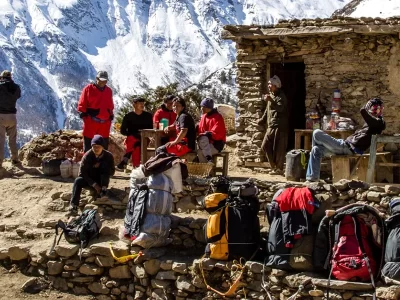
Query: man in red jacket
xmin=77 ymin=71 xmax=114 ymax=152
xmin=153 ymin=95 xmax=177 ymax=145
xmin=197 ymin=98 xmax=226 ymax=163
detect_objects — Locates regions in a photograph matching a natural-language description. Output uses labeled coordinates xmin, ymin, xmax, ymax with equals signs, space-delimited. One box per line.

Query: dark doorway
xmin=269 ymin=62 xmax=306 ymax=150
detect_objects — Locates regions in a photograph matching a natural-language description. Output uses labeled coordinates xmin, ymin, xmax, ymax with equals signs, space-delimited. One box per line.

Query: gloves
xmin=79 ymin=112 xmax=88 ymax=118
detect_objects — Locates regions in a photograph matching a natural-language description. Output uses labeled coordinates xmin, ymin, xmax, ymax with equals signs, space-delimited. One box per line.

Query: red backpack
xmin=330 ymin=215 xmax=377 ymax=282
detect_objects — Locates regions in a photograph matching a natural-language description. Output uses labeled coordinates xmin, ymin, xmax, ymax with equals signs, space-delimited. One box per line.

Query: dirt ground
xmin=0 ymin=158 xmax=283 ymax=299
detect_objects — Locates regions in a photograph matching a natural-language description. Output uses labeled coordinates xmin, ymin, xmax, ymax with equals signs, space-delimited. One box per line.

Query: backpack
xmin=381 ymin=198 xmax=400 ymax=284
xmin=204 ymin=187 xmax=260 ymax=260
xmin=314 ymin=204 xmax=385 ymax=300
xmin=50 ymin=209 xmax=101 ymax=259
xmin=229 ymin=179 xmax=258 ymax=198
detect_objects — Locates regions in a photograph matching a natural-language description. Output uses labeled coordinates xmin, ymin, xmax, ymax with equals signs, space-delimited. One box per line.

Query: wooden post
xmin=366 ymin=135 xmax=378 ymax=183
xmin=140 ymin=131 xmax=148 ymax=165
xmin=295 ymin=131 xmax=301 ymax=149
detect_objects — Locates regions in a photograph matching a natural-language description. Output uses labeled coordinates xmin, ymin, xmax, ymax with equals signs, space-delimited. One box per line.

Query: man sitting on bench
xmin=196 ymin=98 xmax=226 ymax=163
xmin=306 ymin=98 xmax=385 ymax=182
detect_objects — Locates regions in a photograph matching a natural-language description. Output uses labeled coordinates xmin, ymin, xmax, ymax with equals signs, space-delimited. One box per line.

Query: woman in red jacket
xmin=197 ymin=98 xmax=226 ymax=163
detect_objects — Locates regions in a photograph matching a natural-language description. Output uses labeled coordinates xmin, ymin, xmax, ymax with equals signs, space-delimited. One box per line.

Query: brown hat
xmin=1 ymin=70 xmax=11 ymax=78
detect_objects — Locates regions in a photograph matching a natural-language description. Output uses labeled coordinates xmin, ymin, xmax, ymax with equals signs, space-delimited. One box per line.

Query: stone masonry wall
xmin=234 ymin=32 xmax=400 ymax=165
xmin=2 ymin=179 xmax=400 ymax=299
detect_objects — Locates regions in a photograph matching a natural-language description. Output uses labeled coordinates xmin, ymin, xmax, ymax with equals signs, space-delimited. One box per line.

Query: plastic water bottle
xmin=322 ymin=115 xmax=328 ymax=130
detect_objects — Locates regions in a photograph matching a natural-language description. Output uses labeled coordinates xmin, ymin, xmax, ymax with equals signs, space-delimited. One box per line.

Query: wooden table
xmin=140 ymin=129 xmax=165 ymax=164
xmin=294 ymin=129 xmax=354 ymax=150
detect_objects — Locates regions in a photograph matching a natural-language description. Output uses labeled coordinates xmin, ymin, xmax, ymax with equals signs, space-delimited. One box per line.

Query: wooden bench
xmin=211 ymin=151 xmax=230 ymax=177
xmin=367 ymin=135 xmax=400 ymax=183
xmin=331 ymin=152 xmax=393 ymax=183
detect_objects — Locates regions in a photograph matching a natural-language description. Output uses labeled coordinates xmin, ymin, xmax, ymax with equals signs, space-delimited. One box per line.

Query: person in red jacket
xmin=197 ymin=98 xmax=226 ymax=163
xmin=77 ymin=71 xmax=114 ymax=152
xmin=153 ymin=95 xmax=177 ymax=145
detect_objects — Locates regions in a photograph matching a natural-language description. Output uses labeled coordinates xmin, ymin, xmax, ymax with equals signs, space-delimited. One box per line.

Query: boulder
xmin=47 ymin=261 xmax=64 ymax=275
xmin=176 ymin=196 xmax=197 ymax=213
xmin=155 ymin=271 xmax=176 ymax=280
xmin=109 ymin=265 xmax=131 ymax=279
xmin=90 ymin=241 xmax=129 ymax=257
xmin=0 ymin=248 xmax=9 ymax=260
xmin=8 ymin=246 xmax=29 ymax=260
xmin=144 ymin=259 xmax=161 ymax=276
xmin=21 ymin=277 xmax=49 ymax=294
xmin=55 ymin=244 xmax=79 ymax=257
xmin=95 ymin=256 xmax=115 ymax=268
xmin=79 ymin=264 xmax=104 ymax=276
xmin=131 ymin=264 xmax=147 ymax=279
xmin=88 ymin=282 xmax=110 ymax=295
xmin=175 ymin=275 xmax=196 ymax=292
xmin=172 ymin=262 xmax=188 ymax=274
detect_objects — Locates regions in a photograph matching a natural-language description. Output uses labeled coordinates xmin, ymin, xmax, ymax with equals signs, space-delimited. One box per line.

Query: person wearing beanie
xmin=257 ymin=75 xmax=288 ymax=176
xmin=77 ymin=70 xmax=114 ymax=152
xmin=116 ymin=97 xmax=153 ymax=170
xmin=196 ymin=97 xmax=226 ymax=163
xmin=0 ymin=70 xmax=21 ymax=168
xmin=306 ymin=98 xmax=385 ymax=182
xmin=153 ymin=94 xmax=177 ymax=145
xmin=155 ymin=97 xmax=196 ymax=157
xmin=68 ymin=134 xmax=115 ymax=215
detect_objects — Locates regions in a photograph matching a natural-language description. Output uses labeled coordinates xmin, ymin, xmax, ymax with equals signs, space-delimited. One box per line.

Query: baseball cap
xmin=96 ymin=71 xmax=109 ymax=81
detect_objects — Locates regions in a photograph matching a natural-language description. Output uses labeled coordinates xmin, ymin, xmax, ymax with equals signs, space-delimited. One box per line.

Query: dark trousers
xmin=70 ymin=169 xmax=111 ymax=207
xmin=261 ymin=127 xmax=288 ymax=170
xmin=83 ymin=136 xmax=109 ymax=153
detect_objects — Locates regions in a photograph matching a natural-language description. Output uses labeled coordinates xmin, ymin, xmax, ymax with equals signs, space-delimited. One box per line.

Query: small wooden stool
xmin=211 ymin=151 xmax=230 ymax=177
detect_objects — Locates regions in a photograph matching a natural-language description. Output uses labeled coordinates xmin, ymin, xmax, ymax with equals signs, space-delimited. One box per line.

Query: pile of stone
xmin=18 ymin=130 xmax=126 ymax=167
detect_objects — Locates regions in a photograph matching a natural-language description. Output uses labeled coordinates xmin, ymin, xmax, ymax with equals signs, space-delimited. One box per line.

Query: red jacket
xmin=77 ymin=83 xmax=114 ymax=120
xmin=153 ymin=104 xmax=176 ymax=126
xmin=198 ymin=109 xmax=226 ymax=143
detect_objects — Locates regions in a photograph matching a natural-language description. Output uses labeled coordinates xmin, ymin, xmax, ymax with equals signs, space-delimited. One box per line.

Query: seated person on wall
xmin=306 ymin=98 xmax=386 ymax=182
xmin=196 ymin=98 xmax=226 ymax=163
xmin=153 ymin=94 xmax=177 ymax=145
xmin=156 ymin=97 xmax=196 ymax=157
xmin=68 ymin=135 xmax=115 ymax=215
xmin=116 ymin=97 xmax=153 ymax=170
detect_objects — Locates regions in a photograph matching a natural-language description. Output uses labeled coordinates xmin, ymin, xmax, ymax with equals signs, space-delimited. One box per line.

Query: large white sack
xmin=130 ymin=166 xmax=147 ymax=189
xmin=146 ymin=189 xmax=173 ymax=215
xmin=163 ymin=163 xmax=183 ymax=194
xmin=141 ymin=213 xmax=171 ymax=235
xmin=147 ymin=173 xmax=173 ymax=193
xmin=131 ymin=232 xmax=172 ymax=248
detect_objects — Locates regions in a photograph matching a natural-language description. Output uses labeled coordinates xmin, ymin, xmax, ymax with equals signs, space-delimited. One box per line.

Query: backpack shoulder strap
xmin=327 ymin=219 xmax=342 ymax=300
xmin=49 ymin=220 xmax=66 ymax=253
xmin=352 ymin=216 xmax=377 ymax=299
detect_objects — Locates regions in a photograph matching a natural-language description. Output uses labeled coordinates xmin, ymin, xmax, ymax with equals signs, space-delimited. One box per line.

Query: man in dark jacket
xmin=116 ymin=97 xmax=153 ymax=170
xmin=153 ymin=95 xmax=177 ymax=145
xmin=68 ymin=135 xmax=115 ymax=215
xmin=156 ymin=97 xmax=196 ymax=157
xmin=196 ymin=98 xmax=226 ymax=163
xmin=257 ymin=75 xmax=288 ymax=175
xmin=0 ymin=70 xmax=21 ymax=167
xmin=306 ymin=98 xmax=385 ymax=182
xmin=77 ymin=70 xmax=114 ymax=152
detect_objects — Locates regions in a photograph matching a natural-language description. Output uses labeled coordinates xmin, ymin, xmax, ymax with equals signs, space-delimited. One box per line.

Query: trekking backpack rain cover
xmin=51 ymin=209 xmax=102 ymax=256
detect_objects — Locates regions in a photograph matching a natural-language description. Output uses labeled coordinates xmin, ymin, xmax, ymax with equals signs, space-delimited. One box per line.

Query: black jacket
xmin=124 ymin=185 xmax=149 ymax=238
xmin=0 ymin=79 xmax=21 ymax=114
xmin=346 ymin=108 xmax=385 ymax=153
xmin=79 ymin=149 xmax=115 ymax=187
xmin=382 ymin=203 xmax=400 ymax=282
xmin=120 ymin=111 xmax=153 ymax=139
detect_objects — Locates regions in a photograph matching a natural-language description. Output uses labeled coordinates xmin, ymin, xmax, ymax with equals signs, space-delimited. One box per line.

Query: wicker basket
xmin=186 ymin=162 xmax=214 ymax=177
xmin=224 ymin=117 xmax=235 ymax=133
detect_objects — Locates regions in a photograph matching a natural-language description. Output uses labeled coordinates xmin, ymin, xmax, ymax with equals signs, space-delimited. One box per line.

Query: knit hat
xmin=390 ymin=197 xmax=400 ymax=214
xmin=91 ymin=135 xmax=105 ymax=147
xmin=268 ymin=75 xmax=281 ymax=88
xmin=1 ymin=70 xmax=11 ymax=78
xmin=96 ymin=70 xmax=109 ymax=81
xmin=200 ymin=98 xmax=214 ymax=109
xmin=365 ymin=97 xmax=384 ymax=117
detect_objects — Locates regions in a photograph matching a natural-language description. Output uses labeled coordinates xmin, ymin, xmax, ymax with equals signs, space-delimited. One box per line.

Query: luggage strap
xmin=109 ymin=242 xmax=143 ymax=263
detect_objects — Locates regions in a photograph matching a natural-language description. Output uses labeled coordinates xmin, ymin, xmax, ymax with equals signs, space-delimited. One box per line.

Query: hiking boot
xmin=12 ymin=160 xmax=21 ymax=165
xmin=116 ymin=161 xmax=127 ymax=171
xmin=67 ymin=205 xmax=78 ymax=216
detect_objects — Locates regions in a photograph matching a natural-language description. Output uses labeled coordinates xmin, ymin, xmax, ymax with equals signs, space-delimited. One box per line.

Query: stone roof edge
xmin=222 ymin=17 xmax=400 ymax=40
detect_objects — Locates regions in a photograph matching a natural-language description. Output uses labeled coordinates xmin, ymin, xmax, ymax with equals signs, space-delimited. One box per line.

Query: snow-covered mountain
xmin=333 ymin=0 xmax=400 ymax=18
xmin=0 ymin=0 xmax=351 ymax=147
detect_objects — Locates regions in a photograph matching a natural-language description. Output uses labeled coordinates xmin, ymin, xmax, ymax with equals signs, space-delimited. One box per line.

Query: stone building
xmin=222 ymin=17 xmax=400 ymax=167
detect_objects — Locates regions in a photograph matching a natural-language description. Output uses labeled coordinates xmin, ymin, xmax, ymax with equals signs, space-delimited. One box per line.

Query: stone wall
xmin=2 ymin=179 xmax=400 ymax=299
xmin=228 ymin=20 xmax=400 ymax=165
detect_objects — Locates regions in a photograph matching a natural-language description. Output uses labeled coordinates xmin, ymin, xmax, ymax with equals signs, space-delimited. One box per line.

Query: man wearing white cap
xmin=257 ymin=75 xmax=288 ymax=175
xmin=77 ymin=70 xmax=114 ymax=152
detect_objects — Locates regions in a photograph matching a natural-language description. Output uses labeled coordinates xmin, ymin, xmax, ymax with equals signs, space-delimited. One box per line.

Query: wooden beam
xmin=350 ymin=25 xmax=400 ymax=34
xmin=366 ymin=135 xmax=378 ymax=183
xmin=244 ymin=162 xmax=270 ymax=168
xmin=376 ymin=135 xmax=400 ymax=143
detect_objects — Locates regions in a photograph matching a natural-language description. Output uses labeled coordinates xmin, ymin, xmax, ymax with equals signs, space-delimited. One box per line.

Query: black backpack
xmin=50 ymin=209 xmax=101 ymax=258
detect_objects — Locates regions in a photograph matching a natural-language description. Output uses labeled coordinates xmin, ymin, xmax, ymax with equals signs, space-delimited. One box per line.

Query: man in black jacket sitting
xmin=306 ymin=98 xmax=385 ymax=182
xmin=68 ymin=135 xmax=115 ymax=214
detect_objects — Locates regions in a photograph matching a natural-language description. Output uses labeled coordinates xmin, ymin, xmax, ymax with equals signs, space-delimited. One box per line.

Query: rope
xmin=287 ymin=278 xmax=311 ymax=300
xmin=109 ymin=242 xmax=143 ymax=263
